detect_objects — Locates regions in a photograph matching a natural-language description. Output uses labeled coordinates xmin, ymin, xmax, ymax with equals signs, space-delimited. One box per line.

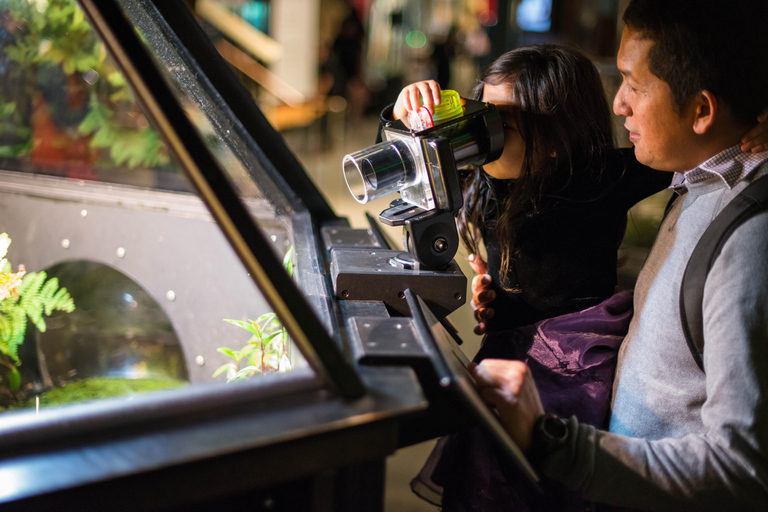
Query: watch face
xmin=543 ymin=415 xmax=569 ymax=443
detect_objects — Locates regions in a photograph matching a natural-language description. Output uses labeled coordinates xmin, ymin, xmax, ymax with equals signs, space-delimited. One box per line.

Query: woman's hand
xmin=741 ymin=109 xmax=768 ymax=153
xmin=469 ymin=359 xmax=545 ymax=452
xmin=393 ymin=80 xmax=442 ymax=128
xmin=469 ymin=254 xmax=495 ymax=335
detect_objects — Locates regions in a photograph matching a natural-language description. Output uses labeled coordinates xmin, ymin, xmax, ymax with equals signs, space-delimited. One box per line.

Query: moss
xmin=11 ymin=377 xmax=187 ymax=410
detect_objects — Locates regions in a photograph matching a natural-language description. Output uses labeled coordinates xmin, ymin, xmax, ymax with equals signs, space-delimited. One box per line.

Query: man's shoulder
xmin=705 ymin=179 xmax=768 ymax=285
xmin=718 ymin=210 xmax=768 ymax=258
xmin=705 ymin=166 xmax=768 ymax=260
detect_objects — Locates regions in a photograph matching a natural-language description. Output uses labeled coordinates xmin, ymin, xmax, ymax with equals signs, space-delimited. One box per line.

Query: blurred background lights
xmin=405 ymin=30 xmax=427 ymax=49
xmin=517 ymin=0 xmax=552 ymax=32
xmin=83 ymin=69 xmax=99 ymax=84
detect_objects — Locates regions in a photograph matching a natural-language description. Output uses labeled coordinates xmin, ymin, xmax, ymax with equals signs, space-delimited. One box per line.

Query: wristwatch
xmin=528 ymin=413 xmax=569 ymax=464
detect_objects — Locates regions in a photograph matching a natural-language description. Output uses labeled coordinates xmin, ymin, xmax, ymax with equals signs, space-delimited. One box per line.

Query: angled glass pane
xmin=0 ymin=0 xmax=192 ymax=193
xmin=89 ymin=0 xmax=362 ymax=397
xmin=0 ymin=0 xmax=315 ymax=422
xmin=116 ymin=0 xmax=297 ymax=247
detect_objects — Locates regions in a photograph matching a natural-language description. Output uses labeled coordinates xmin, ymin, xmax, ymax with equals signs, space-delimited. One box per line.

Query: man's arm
xmin=472 ymin=213 xmax=768 ymax=510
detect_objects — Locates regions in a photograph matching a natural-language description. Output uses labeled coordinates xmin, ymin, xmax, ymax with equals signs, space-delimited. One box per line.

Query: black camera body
xmin=343 ymin=98 xmax=504 ymax=268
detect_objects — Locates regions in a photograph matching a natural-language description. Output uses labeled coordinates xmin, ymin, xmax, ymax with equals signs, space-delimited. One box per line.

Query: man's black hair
xmin=623 ymin=0 xmax=768 ymax=125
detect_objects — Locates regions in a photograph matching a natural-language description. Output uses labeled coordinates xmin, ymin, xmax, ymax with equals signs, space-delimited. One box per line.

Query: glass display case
xmin=0 ymin=1 xmax=484 ymax=510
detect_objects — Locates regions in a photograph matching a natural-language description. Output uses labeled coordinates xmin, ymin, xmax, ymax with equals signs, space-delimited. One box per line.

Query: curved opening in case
xmin=3 ymin=260 xmax=188 ymax=411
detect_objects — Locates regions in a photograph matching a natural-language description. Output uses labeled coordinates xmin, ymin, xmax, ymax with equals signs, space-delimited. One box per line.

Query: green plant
xmin=213 ymin=312 xmax=291 ymax=381
xmin=78 ymin=93 xmax=169 ymax=168
xmin=0 ymin=0 xmax=169 ymax=168
xmin=0 ymin=233 xmax=75 ymax=391
xmin=0 ymin=98 xmax=32 ymax=158
xmin=214 ymin=247 xmax=293 ymax=382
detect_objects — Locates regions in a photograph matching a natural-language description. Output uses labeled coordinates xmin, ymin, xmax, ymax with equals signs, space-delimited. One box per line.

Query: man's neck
xmin=683 ymin=123 xmax=750 ymax=172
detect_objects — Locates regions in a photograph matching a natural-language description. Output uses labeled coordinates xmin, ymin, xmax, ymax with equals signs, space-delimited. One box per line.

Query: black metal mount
xmin=379 ymin=199 xmax=459 ymax=270
xmin=323 ymin=226 xmax=466 ymax=318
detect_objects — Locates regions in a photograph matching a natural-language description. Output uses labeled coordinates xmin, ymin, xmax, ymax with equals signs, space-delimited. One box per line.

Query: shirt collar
xmin=670 ymin=144 xmax=768 ymax=192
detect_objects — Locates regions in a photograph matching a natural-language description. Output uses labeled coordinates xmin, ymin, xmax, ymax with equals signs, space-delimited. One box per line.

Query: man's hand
xmin=740 ymin=109 xmax=768 ymax=153
xmin=393 ymin=80 xmax=442 ymax=127
xmin=469 ymin=254 xmax=495 ymax=335
xmin=469 ymin=359 xmax=545 ymax=452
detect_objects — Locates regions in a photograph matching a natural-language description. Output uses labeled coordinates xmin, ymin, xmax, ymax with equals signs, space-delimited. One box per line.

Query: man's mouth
xmin=626 ymin=126 xmax=639 ymax=142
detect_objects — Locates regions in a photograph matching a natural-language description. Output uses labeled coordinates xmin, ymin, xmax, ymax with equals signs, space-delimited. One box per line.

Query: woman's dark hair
xmin=456 ymin=43 xmax=614 ymax=288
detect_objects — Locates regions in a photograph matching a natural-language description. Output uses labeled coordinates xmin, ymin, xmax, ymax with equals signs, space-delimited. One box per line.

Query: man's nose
xmin=613 ymin=86 xmax=629 ymax=117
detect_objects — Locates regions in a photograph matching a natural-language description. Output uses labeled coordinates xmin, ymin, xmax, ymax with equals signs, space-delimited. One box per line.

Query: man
xmin=470 ymin=0 xmax=768 ymax=509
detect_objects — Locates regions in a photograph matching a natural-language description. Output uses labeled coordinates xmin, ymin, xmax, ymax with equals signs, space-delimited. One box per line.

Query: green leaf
xmin=107 ymin=71 xmax=126 ymax=87
xmin=256 ymin=312 xmax=278 ymax=325
xmin=0 ymin=102 xmax=16 ymax=118
xmin=78 ymin=97 xmax=110 ymax=135
xmin=224 ymin=318 xmax=262 ymax=338
xmin=244 ymin=353 xmax=261 ymax=367
xmin=283 ymin=246 xmax=294 ymax=276
xmin=216 ymin=347 xmax=238 ymax=360
xmin=212 ymin=364 xmax=233 ymax=379
xmin=240 ymin=344 xmax=259 ymax=356
xmin=7 ymin=366 xmax=20 ymax=391
xmin=232 ymin=366 xmax=260 ymax=380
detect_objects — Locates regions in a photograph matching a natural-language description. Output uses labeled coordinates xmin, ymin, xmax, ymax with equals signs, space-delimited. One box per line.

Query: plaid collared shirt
xmin=671 ymin=144 xmax=768 ymax=192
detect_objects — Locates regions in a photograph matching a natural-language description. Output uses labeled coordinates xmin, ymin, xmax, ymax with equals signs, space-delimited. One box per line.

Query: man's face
xmin=613 ymin=27 xmax=697 ymax=172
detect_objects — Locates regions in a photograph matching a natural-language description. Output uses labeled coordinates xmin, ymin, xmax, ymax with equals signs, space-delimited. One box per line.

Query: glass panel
xmin=0 ymin=0 xmax=309 ymax=420
xmin=0 ymin=0 xmax=191 ymax=193
xmin=116 ymin=0 xmax=297 ymax=236
xmin=104 ymin=0 xmax=353 ymax=382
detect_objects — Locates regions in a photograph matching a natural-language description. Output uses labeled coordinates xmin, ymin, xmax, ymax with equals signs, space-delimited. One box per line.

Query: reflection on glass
xmin=117 ymin=0 xmax=295 ymax=221
xmin=0 ymin=0 xmax=192 ymax=192
xmin=0 ymin=0 xmax=307 ymax=419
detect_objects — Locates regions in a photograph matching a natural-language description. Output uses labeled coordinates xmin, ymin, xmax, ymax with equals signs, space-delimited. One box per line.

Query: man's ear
xmin=692 ymin=90 xmax=717 ymax=135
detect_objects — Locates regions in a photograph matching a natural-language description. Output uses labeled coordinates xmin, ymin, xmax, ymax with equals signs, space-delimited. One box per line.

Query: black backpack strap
xmin=680 ymin=173 xmax=768 ymax=372
xmin=663 ymin=189 xmax=682 ymax=219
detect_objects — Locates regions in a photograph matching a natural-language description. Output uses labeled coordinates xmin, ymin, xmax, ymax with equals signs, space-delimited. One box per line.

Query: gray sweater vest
xmin=544 ymin=162 xmax=768 ymax=511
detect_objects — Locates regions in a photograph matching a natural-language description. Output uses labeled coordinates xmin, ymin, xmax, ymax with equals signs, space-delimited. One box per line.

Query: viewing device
xmin=342 ymin=99 xmax=504 ymax=269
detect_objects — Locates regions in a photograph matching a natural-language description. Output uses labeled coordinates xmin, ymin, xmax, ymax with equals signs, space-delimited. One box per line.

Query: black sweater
xmin=482 ymin=148 xmax=671 ymax=331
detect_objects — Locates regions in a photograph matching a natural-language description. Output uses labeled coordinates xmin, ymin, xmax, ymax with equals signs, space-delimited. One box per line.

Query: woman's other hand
xmin=469 ymin=254 xmax=495 ymax=335
xmin=393 ymin=80 xmax=442 ymax=128
xmin=469 ymin=359 xmax=544 ymax=452
xmin=741 ymin=108 xmax=768 ymax=153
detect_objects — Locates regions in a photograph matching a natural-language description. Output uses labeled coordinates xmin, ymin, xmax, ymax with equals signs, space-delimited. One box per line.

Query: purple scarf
xmin=412 ymin=290 xmax=634 ymax=511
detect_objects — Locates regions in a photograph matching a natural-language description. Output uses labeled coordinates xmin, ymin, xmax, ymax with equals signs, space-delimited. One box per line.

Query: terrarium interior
xmin=0 ymin=0 xmax=318 ymax=414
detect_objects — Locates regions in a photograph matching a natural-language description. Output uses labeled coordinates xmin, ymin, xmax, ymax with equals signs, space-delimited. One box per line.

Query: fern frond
xmin=17 ymin=271 xmax=47 ymax=332
xmin=50 ymin=286 xmax=76 ymax=313
xmin=16 ymin=271 xmax=75 ymax=333
xmin=0 ymin=271 xmax=77 ymax=361
xmin=0 ymin=308 xmax=27 ymax=362
xmin=0 ymin=313 xmax=12 ymax=356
